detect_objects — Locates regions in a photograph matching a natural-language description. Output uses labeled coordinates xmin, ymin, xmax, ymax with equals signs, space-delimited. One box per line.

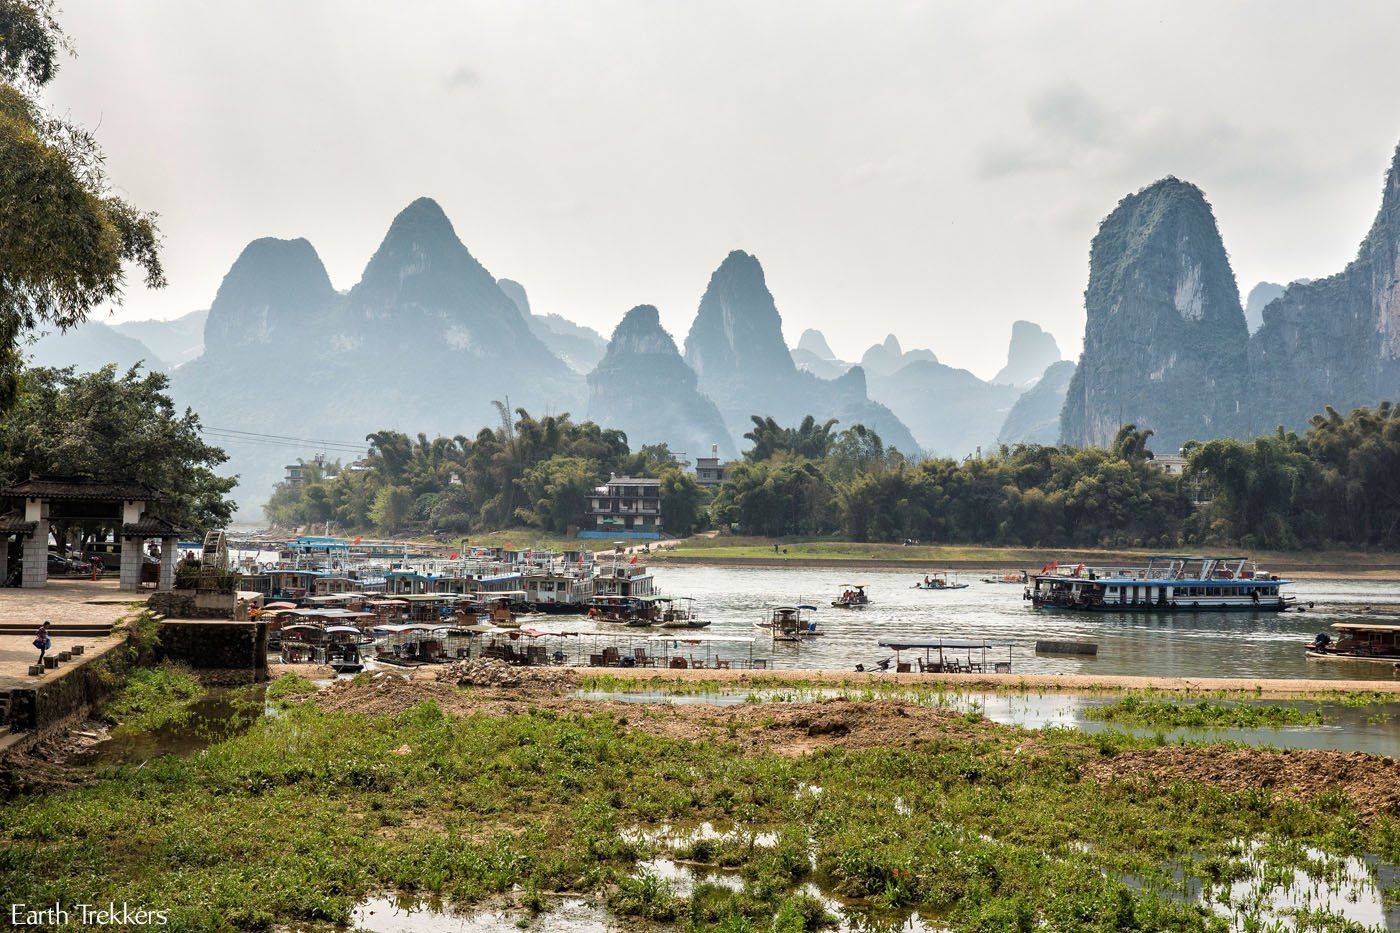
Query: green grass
xmin=2 ymin=684 xmax=1395 ymax=931
xmin=264 ymin=673 xmax=320 ymax=701
xmin=1084 ymin=697 xmax=1328 ymax=729
xmin=97 ymin=663 xmax=205 ymax=733
xmin=661 ymin=536 xmax=1400 ymax=575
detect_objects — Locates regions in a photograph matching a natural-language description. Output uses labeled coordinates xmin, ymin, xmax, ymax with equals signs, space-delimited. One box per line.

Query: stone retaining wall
xmin=155 ymin=620 xmax=268 ymax=683
xmin=5 ymin=640 xmax=130 ymax=734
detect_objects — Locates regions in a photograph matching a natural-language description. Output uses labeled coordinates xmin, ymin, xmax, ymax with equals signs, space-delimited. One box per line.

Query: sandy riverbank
xmin=385 ymin=662 xmax=1400 ymax=697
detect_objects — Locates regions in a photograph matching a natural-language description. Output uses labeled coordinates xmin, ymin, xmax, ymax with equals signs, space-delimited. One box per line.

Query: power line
xmin=200 ymin=433 xmax=367 ymax=455
xmin=204 ymin=426 xmax=368 ymax=449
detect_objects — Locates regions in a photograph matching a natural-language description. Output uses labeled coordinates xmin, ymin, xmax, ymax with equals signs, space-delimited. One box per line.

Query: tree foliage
xmin=0 ymin=364 xmax=236 ymax=530
xmin=0 ymin=0 xmax=165 ymax=411
xmin=265 ymin=408 xmax=710 ymax=538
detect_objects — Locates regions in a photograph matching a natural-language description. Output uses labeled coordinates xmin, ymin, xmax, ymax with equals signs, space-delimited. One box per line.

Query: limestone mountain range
xmin=36 ymin=135 xmax=1400 ymax=513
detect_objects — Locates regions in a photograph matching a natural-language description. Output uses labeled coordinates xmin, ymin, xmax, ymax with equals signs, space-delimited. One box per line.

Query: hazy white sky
xmin=47 ymin=0 xmax=1400 ymax=379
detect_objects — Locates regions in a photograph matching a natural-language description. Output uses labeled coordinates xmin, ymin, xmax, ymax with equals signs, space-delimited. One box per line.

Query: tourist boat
xmin=655 ymin=596 xmax=710 ymax=629
xmin=476 ymin=593 xmax=522 ymax=627
xmin=914 ymin=572 xmax=969 ymax=590
xmin=876 ymin=638 xmax=1013 ymax=674
xmin=1027 ymin=555 xmax=1293 ymax=612
xmin=758 ymin=605 xmax=821 ymax=642
xmin=1305 ymin=623 xmax=1400 ymax=664
xmin=587 ymin=594 xmax=650 ymax=625
xmin=831 ymin=584 xmax=871 ymax=608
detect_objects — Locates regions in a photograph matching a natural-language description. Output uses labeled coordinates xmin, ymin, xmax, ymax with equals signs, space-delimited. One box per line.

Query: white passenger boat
xmin=1028 ymin=555 xmax=1292 ymax=613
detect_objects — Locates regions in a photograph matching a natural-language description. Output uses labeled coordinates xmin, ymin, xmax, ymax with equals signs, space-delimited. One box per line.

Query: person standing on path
xmin=34 ymin=620 xmax=52 ymax=666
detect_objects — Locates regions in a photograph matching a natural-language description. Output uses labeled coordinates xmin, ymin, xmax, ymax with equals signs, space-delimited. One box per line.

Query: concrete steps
xmin=0 ymin=622 xmax=113 ymax=637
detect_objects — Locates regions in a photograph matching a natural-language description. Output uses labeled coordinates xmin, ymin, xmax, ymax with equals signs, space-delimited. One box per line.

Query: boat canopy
xmin=1330 ymin=622 xmax=1400 ymax=632
xmin=648 ymin=634 xmax=755 ymax=644
xmin=1148 ymin=554 xmax=1249 ymax=562
xmin=840 ymin=584 xmax=867 ymax=588
xmin=373 ymin=623 xmax=436 ymax=633
xmin=879 ymin=638 xmax=1013 ymax=649
xmin=324 ymin=625 xmax=362 ymax=634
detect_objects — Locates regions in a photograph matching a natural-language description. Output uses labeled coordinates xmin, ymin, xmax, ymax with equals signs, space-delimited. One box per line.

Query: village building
xmin=585 ymin=474 xmax=663 ymax=539
xmin=1150 ymin=455 xmax=1189 ymax=476
xmin=694 ymin=444 xmax=727 ymax=487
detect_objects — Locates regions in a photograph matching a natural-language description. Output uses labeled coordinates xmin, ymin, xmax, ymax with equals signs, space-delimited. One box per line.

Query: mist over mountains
xmin=33 ymin=135 xmax=1400 ymax=514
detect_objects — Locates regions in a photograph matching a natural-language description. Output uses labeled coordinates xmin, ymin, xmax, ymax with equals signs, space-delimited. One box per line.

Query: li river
xmin=517 ymin=566 xmax=1400 ymax=681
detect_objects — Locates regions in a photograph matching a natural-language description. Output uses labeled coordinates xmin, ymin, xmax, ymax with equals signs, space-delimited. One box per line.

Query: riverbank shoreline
xmin=648 ymin=550 xmax=1400 ymax=580
xmin=562 ymin=665 xmax=1400 ymax=697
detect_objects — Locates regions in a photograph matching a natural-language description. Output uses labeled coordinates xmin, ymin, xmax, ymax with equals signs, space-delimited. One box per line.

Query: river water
xmin=520 ymin=566 xmax=1400 ymax=680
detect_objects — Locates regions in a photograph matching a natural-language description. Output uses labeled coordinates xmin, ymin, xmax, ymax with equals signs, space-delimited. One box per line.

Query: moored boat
xmin=1028 ymin=555 xmax=1292 ymax=613
xmin=655 ymin=596 xmax=709 ymax=629
xmin=1306 ymin=623 xmax=1400 ymax=664
xmin=759 ymin=605 xmax=821 ymax=642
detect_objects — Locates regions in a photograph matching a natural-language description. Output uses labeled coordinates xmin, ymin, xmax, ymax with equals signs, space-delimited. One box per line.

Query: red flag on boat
xmin=1075 ymin=563 xmax=1084 ymax=574
xmin=449 ymin=552 xmax=459 ymax=560
xmin=353 ymin=536 xmax=362 ymax=545
xmin=629 ymin=555 xmax=639 ymax=565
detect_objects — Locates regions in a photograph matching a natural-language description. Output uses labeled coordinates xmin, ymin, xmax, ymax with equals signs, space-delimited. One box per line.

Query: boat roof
xmin=771 ymin=605 xmax=817 ymax=612
xmin=1147 ymin=555 xmax=1249 ymax=561
xmin=840 ymin=583 xmax=867 ymax=588
xmin=648 ymin=634 xmax=754 ymax=644
xmin=324 ymin=625 xmax=361 ymax=634
xmin=879 ymin=638 xmax=1013 ymax=649
xmin=1330 ymin=622 xmax=1400 ymax=632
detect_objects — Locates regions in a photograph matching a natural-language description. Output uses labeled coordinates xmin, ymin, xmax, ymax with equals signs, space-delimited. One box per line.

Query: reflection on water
xmin=352 ymin=897 xmax=612 ymax=933
xmin=1125 ymin=841 xmax=1400 ymax=931
xmin=577 ymin=687 xmax=1400 ymax=756
xmin=72 ymin=689 xmax=266 ymax=766
xmin=521 ymin=567 xmax=1400 ymax=680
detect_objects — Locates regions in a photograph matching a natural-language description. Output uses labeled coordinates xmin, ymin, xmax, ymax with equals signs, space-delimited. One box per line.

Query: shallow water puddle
xmin=352 ymin=896 xmax=612 ymax=932
xmin=1122 ymin=841 xmax=1400 ymax=931
xmin=621 ymin=820 xmax=778 ymax=849
xmin=73 ymin=688 xmax=269 ymax=766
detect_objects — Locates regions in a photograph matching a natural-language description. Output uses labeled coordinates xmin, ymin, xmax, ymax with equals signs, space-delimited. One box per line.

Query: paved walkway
xmin=0 ymin=580 xmax=142 ymax=689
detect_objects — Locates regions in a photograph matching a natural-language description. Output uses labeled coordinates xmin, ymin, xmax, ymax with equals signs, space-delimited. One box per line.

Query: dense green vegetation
xmin=266 ymin=403 xmax=1400 ymax=550
xmin=1 ymin=687 xmax=1393 ymax=931
xmin=264 ymin=407 xmax=706 ymax=537
xmin=97 ymin=663 xmax=204 ymax=733
xmin=0 ymin=0 xmax=164 ymax=412
xmin=1084 ymin=697 xmax=1327 ymax=729
xmin=0 ymin=363 xmax=236 ymax=531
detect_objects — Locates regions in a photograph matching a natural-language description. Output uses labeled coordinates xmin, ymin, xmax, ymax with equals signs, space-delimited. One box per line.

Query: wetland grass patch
xmin=1 ymin=687 xmax=1394 ymax=931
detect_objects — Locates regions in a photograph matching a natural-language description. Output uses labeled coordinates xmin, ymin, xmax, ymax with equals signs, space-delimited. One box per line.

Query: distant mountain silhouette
xmin=587 ymin=305 xmax=735 ymax=458
xmin=684 ymin=251 xmax=920 ymax=454
xmin=499 ymin=277 xmax=607 ymax=373
xmin=171 ymin=199 xmax=581 ymax=512
xmin=998 ymin=360 xmax=1076 ymax=445
xmin=27 ymin=321 xmax=165 ymax=374
xmin=992 ymin=321 xmax=1061 ymax=387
